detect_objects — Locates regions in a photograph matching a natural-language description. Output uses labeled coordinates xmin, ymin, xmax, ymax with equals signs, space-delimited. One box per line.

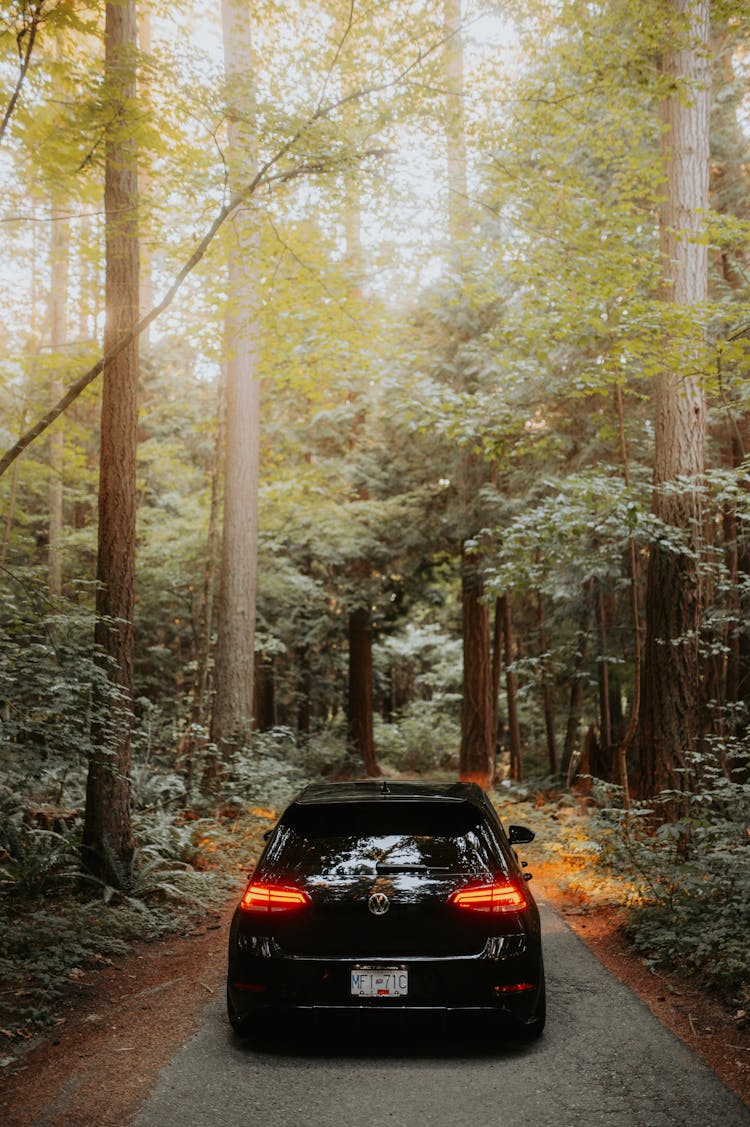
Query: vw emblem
xmin=368 ymin=891 xmax=390 ymax=916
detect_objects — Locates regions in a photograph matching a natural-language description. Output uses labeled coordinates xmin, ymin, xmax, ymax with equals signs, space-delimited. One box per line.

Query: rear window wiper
xmin=375 ymin=863 xmax=452 ymax=874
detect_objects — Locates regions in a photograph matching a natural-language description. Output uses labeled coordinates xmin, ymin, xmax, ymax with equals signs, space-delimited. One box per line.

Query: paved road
xmin=135 ymin=900 xmax=750 ymax=1127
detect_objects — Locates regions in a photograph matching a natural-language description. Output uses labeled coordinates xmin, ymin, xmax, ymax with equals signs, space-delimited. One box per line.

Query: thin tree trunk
xmin=254 ymin=656 xmax=276 ymax=731
xmin=615 ymin=383 xmax=636 ymax=808
xmin=595 ymin=579 xmax=612 ymax=777
xmin=195 ymin=372 xmax=224 ymax=795
xmin=459 ymin=547 xmax=494 ymax=788
xmin=342 ymin=184 xmax=379 ymax=775
xmin=296 ymin=645 xmax=311 ymax=735
xmin=537 ymin=592 xmax=558 ymax=775
xmin=561 ymin=591 xmax=592 ymax=781
xmin=82 ymin=0 xmax=139 ymax=887
xmin=196 ymin=374 xmax=223 ymax=729
xmin=47 ymin=201 xmax=69 ymax=598
xmin=501 ymin=594 xmax=522 ymax=782
xmin=491 ymin=598 xmax=503 ymax=754
xmin=348 ymin=596 xmax=379 ymax=776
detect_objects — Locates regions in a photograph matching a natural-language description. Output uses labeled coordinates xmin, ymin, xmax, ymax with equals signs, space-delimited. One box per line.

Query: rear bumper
xmin=227 ymin=947 xmax=544 ymax=1024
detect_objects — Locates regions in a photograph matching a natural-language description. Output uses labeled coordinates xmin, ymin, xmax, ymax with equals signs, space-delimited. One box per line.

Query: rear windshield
xmin=266 ymin=801 xmax=500 ymax=877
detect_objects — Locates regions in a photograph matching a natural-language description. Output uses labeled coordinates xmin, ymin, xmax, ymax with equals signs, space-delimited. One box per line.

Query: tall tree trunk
xmin=709 ymin=38 xmax=750 ymax=758
xmin=342 ymin=184 xmax=379 ymax=775
xmin=195 ymin=371 xmax=224 ymax=795
xmin=639 ymin=0 xmax=710 ymax=799
xmin=444 ymin=1 xmax=494 ymax=788
xmin=615 ymin=383 xmax=636 ymax=807
xmin=47 ymin=200 xmax=69 ymax=598
xmin=210 ymin=0 xmax=261 ymax=757
xmin=196 ymin=372 xmax=223 ymax=731
xmin=82 ymin=0 xmax=139 ymax=886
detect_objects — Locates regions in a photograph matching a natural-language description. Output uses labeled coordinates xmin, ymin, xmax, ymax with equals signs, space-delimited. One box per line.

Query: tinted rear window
xmin=266 ymin=801 xmax=500 ymax=877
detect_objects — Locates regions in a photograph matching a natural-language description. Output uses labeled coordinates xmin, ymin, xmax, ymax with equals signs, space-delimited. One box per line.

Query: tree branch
xmin=0 ymin=25 xmax=446 ymax=476
xmin=0 ymin=0 xmax=49 ymax=145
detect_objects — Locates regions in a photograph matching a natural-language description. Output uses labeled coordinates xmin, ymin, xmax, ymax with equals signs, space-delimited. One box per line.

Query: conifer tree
xmin=82 ymin=0 xmax=140 ymax=885
xmin=639 ymin=0 xmax=711 ymax=797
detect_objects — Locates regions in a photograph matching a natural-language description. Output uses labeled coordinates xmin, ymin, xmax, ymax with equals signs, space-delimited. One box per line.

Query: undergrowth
xmin=493 ymin=754 xmax=750 ymax=1014
xmin=0 ymin=724 xmax=307 ymax=1051
xmin=0 ymin=807 xmax=271 ymax=1051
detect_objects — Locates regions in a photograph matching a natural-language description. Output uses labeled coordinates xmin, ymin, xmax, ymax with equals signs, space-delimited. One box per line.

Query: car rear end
xmin=227 ymin=782 xmax=544 ymax=1039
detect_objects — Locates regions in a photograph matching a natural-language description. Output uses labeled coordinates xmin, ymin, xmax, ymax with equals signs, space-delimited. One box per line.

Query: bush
xmin=495 ymin=753 xmax=750 ymax=1010
xmin=605 ymin=755 xmax=750 ymax=1007
xmin=375 ymin=700 xmax=460 ymax=775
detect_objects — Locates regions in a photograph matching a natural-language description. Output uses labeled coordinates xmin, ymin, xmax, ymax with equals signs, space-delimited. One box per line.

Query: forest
xmin=1 ymin=0 xmax=749 ymax=1037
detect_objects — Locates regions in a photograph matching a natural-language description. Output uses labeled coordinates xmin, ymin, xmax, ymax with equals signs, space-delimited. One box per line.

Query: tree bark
xmin=82 ymin=0 xmax=139 ymax=887
xmin=348 ymin=595 xmax=379 ymax=776
xmin=210 ymin=0 xmax=261 ymax=757
xmin=501 ymin=593 xmax=522 ymax=782
xmin=459 ymin=548 xmax=494 ymax=788
xmin=47 ymin=200 xmax=69 ymax=598
xmin=595 ymin=579 xmax=613 ymax=778
xmin=537 ymin=592 xmax=558 ymax=775
xmin=639 ymin=0 xmax=710 ymax=799
xmin=491 ymin=598 xmax=503 ymax=754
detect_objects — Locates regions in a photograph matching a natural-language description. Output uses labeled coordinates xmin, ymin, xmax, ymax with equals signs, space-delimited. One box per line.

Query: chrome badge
xmin=367 ymin=891 xmax=390 ymax=916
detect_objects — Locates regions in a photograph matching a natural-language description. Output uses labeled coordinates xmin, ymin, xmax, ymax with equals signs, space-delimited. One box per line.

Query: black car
xmin=227 ymin=780 xmax=545 ymax=1040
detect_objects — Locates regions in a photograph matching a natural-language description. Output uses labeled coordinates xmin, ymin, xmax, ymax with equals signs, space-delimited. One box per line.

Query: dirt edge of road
xmin=1 ymin=869 xmax=748 ymax=1125
xmin=0 ymin=900 xmax=236 ymax=1127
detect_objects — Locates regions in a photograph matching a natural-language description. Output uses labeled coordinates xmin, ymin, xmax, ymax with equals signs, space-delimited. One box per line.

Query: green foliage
xmin=0 ymin=822 xmax=78 ymax=899
xmin=375 ymin=704 xmax=461 ymax=775
xmin=494 ymin=752 xmax=750 ymax=1010
xmin=221 ymin=728 xmax=309 ymax=812
xmin=0 ymin=580 xmax=101 ymax=774
xmin=607 ymin=754 xmax=750 ymax=1006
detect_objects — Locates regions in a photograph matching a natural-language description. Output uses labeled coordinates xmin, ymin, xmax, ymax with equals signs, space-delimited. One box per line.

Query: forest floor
xmin=1 ymin=863 xmax=749 ymax=1125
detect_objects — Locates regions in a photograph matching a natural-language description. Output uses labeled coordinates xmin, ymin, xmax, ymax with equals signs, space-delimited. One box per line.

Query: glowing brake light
xmin=240 ymin=882 xmax=311 ymax=913
xmin=448 ymin=881 xmax=527 ymax=913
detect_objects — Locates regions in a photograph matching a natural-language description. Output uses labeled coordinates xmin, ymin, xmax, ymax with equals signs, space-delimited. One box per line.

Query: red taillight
xmin=448 ymin=881 xmax=527 ymax=913
xmin=240 ymin=882 xmax=311 ymax=913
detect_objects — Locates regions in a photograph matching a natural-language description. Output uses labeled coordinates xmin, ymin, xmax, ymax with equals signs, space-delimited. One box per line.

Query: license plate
xmin=350 ymin=966 xmax=408 ymax=998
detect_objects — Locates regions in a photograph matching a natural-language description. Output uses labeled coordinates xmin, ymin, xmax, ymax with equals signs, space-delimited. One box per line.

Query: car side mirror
xmin=508 ymin=824 xmax=535 ymax=845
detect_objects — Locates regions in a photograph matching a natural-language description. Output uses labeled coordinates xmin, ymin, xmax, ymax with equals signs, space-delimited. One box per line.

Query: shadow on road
xmin=229 ymin=1010 xmax=540 ymax=1062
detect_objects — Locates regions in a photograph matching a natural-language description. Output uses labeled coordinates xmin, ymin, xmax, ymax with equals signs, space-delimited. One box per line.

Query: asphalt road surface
xmin=134 ymin=900 xmax=750 ymax=1127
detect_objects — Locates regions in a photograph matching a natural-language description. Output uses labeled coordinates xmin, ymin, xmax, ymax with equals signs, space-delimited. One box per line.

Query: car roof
xmin=291 ymin=780 xmax=487 ymax=807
